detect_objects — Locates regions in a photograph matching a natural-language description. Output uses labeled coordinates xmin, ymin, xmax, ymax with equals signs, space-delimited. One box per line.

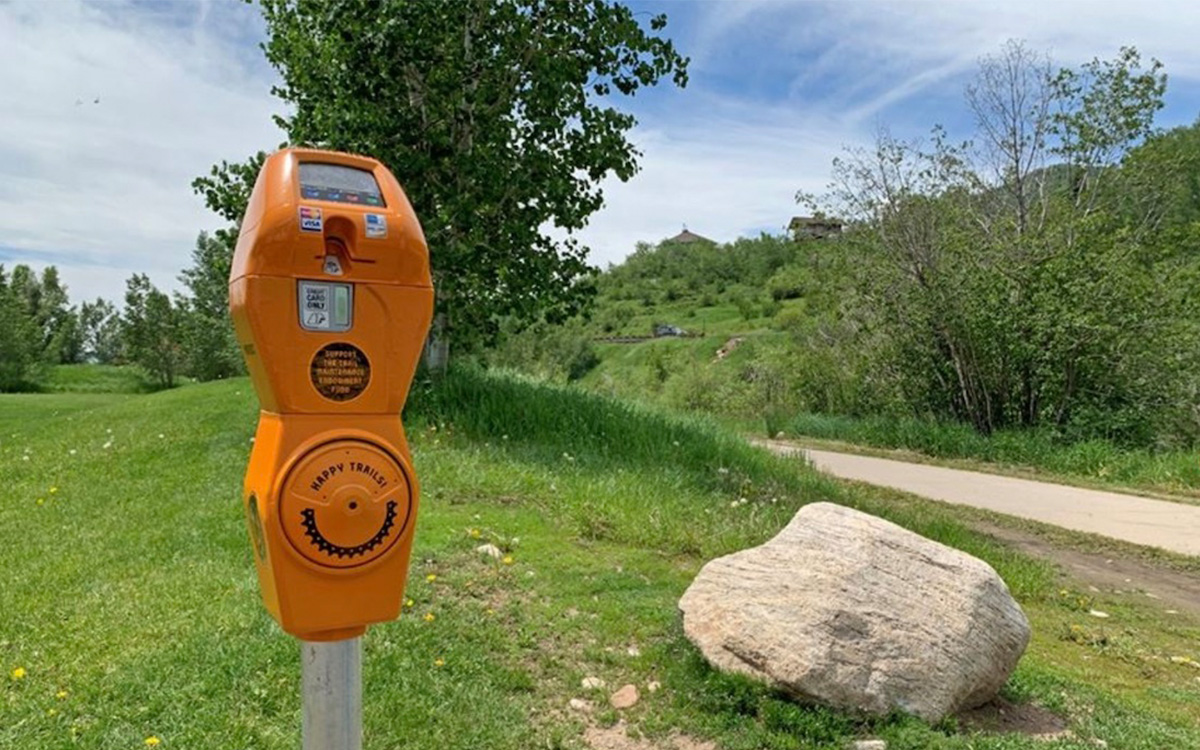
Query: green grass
xmin=39 ymin=364 xmax=162 ymax=394
xmin=2 ymin=371 xmax=1199 ymax=748
xmin=786 ymin=412 xmax=1200 ymax=498
xmin=599 ymin=297 xmax=790 ymax=339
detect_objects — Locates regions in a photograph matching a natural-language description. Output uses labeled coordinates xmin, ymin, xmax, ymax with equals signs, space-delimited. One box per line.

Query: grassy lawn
xmin=40 ymin=365 xmax=163 ymax=395
xmin=2 ymin=371 xmax=1199 ymax=748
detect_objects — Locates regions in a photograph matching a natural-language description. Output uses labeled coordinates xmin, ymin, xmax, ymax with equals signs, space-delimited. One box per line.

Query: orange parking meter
xmin=230 ymin=148 xmax=433 ymax=643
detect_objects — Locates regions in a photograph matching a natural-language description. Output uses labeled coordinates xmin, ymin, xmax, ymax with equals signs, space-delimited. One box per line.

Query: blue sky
xmin=3 ymin=0 xmax=1199 ymax=304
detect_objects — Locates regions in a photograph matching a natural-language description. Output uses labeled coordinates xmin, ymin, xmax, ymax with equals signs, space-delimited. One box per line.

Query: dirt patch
xmin=712 ymin=337 xmax=744 ymax=363
xmin=977 ymin=521 xmax=1200 ymax=617
xmin=957 ymin=697 xmax=1069 ymax=739
xmin=584 ymin=721 xmax=715 ymax=750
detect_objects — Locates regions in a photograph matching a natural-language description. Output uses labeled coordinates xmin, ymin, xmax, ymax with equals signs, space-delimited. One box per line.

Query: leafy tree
xmin=176 ymin=232 xmax=243 ymax=381
xmin=51 ymin=307 xmax=85 ymax=365
xmin=803 ymin=43 xmax=1193 ymax=443
xmin=121 ymin=274 xmax=183 ymax=389
xmin=0 ymin=265 xmax=43 ymax=390
xmin=195 ymin=0 xmax=688 ymax=356
xmin=35 ymin=266 xmax=74 ymax=362
xmin=79 ymin=298 xmax=122 ymax=364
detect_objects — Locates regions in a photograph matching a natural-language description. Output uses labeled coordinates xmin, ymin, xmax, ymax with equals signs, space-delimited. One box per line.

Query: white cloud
xmin=0 ymin=0 xmax=283 ymax=303
xmin=3 ymin=0 xmax=1198 ymax=301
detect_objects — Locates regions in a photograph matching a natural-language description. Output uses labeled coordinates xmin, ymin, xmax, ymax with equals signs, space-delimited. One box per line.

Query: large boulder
xmin=678 ymin=502 xmax=1030 ymax=722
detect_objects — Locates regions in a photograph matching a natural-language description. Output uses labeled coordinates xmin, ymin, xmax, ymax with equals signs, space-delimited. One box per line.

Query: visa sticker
xmin=299 ymin=206 xmax=323 ymax=233
xmin=365 ymin=213 xmax=387 ymax=239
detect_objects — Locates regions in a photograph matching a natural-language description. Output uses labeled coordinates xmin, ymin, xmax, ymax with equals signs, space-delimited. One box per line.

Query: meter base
xmin=243 ymin=412 xmax=419 ymax=641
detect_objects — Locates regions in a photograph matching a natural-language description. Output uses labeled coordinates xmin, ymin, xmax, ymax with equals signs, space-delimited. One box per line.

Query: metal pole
xmin=302 ymin=638 xmax=362 ymax=750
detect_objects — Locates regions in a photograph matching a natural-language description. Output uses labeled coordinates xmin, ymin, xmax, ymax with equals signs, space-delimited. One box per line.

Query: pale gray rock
xmin=679 ymin=503 xmax=1030 ymax=722
xmin=476 ymin=543 xmax=503 ymax=559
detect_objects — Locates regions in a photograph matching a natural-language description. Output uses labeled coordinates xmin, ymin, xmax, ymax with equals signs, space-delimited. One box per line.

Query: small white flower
xmin=102 ymin=441 xmax=113 ymax=450
xmin=22 ymin=455 xmax=30 ymax=462
xmin=158 ymin=434 xmax=165 ymax=439
xmin=717 ymin=467 xmax=729 ymax=475
xmin=68 ymin=449 xmax=77 ymax=456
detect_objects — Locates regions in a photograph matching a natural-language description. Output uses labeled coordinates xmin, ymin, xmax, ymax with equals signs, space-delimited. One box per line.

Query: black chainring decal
xmin=299 ymin=501 xmax=398 ymax=559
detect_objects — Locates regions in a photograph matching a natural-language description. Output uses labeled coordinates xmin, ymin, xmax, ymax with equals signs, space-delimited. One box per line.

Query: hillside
xmin=3 ymin=372 xmax=1200 ymax=747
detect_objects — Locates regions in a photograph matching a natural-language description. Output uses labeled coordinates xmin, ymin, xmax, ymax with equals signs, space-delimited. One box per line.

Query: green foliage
xmin=79 ymin=297 xmax=122 ymax=364
xmin=203 ymin=0 xmax=688 ymax=355
xmin=120 ymin=274 xmax=183 ymax=389
xmin=487 ymin=319 xmax=601 ymax=383
xmin=191 ymin=152 xmax=268 ymax=228
xmin=0 ymin=265 xmax=46 ymax=390
xmin=801 ymin=43 xmax=1198 ymax=446
xmin=600 ymin=233 xmax=799 ymax=315
xmin=0 ymin=264 xmax=88 ymax=390
xmin=176 ymin=232 xmax=244 ymax=382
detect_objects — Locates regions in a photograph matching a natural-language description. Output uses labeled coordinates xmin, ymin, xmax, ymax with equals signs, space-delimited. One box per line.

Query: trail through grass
xmin=2 ymin=371 xmax=1198 ymax=748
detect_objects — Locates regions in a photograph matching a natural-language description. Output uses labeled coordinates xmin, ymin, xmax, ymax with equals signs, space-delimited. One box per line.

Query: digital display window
xmin=299 ymin=162 xmax=386 ymax=207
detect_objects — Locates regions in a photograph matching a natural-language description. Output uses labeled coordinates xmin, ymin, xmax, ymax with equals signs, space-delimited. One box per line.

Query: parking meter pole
xmin=302 ymin=638 xmax=362 ymax=750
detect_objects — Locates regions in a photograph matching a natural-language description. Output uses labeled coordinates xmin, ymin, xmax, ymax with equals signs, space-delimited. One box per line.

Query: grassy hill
xmin=3 ymin=372 xmax=1199 ymax=748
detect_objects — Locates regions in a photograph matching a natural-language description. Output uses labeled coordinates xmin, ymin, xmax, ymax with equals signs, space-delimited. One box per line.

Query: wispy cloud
xmin=0 ymin=0 xmax=283 ymax=302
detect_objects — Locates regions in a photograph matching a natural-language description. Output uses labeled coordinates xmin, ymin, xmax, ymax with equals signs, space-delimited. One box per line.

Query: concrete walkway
xmin=761 ymin=442 xmax=1200 ymax=557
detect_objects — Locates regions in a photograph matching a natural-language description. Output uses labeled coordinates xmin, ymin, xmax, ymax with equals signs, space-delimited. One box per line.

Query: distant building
xmin=789 ymin=216 xmax=843 ymax=240
xmin=663 ymin=226 xmax=714 ymax=245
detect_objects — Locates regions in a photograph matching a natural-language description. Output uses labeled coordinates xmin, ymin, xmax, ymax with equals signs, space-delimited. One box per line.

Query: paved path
xmin=760 ymin=441 xmax=1200 ymax=557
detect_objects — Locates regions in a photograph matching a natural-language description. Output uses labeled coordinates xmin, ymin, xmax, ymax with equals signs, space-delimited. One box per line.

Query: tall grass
xmin=41 ymin=364 xmax=161 ymax=394
xmin=789 ymin=412 xmax=1200 ymax=495
xmin=410 ymin=366 xmax=811 ymax=498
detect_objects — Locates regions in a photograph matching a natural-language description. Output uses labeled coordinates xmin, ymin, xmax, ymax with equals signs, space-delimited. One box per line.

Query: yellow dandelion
xmin=36 ymin=498 xmax=45 ymax=506
xmin=49 ymin=487 xmax=58 ymax=494
xmin=423 ymin=612 xmax=435 ymax=622
xmin=486 ymin=608 xmax=495 ymax=616
xmin=405 ymin=599 xmax=414 ymax=608
xmin=468 ymin=528 xmax=481 ymax=538
xmin=11 ymin=667 xmax=26 ymax=680
xmin=426 ymin=573 xmax=437 ymax=583
xmin=502 ymin=555 xmax=514 ymax=565
xmin=47 ymin=708 xmax=58 ymax=717
xmin=434 ymin=658 xmax=445 ymax=667
xmin=144 ymin=737 xmax=161 ymax=747
xmin=56 ymin=690 xmax=68 ymax=699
